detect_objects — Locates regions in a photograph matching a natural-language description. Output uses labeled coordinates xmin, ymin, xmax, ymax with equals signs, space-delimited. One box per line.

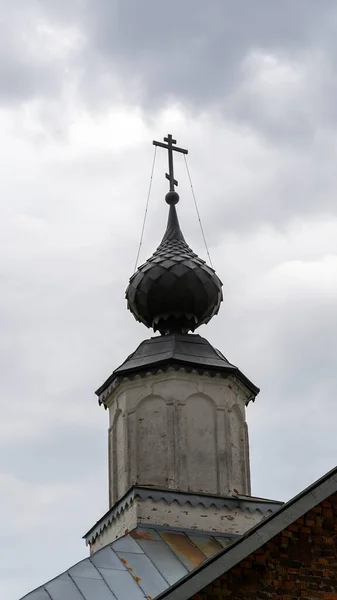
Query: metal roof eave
xmin=96 ymin=358 xmax=259 ymax=401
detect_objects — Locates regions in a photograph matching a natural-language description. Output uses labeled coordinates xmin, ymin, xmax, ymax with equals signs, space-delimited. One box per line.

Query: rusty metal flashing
xmin=136 ymin=522 xmax=240 ymax=541
xmin=83 ymin=486 xmax=282 ymax=546
xmin=156 ymin=465 xmax=337 ymax=600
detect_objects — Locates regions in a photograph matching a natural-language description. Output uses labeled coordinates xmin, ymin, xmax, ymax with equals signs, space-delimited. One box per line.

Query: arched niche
xmin=184 ymin=393 xmax=218 ymax=494
xmin=136 ymin=395 xmax=169 ymax=487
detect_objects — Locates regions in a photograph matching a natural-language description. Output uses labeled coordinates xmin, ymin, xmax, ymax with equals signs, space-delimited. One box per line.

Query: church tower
xmin=21 ymin=133 xmax=337 ymax=600
xmin=84 ymin=135 xmax=274 ymax=554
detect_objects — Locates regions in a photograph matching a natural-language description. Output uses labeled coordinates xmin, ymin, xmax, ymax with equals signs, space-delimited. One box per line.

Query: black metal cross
xmin=153 ymin=134 xmax=188 ymax=191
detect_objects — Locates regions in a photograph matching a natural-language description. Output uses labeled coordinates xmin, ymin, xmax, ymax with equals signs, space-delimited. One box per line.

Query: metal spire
xmin=153 ymin=134 xmax=188 ymax=191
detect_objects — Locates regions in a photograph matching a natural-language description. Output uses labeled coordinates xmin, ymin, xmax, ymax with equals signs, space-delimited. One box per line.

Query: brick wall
xmin=191 ymin=492 xmax=337 ymax=600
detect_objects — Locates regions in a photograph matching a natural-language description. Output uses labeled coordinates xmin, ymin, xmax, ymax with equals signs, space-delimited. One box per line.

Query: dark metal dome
xmin=126 ymin=191 xmax=223 ymax=334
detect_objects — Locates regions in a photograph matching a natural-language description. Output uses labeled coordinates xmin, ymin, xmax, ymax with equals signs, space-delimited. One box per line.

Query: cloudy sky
xmin=1 ymin=1 xmax=337 ymax=597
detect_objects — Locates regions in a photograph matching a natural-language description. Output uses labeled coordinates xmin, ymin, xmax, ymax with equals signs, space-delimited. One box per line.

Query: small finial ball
xmin=165 ymin=191 xmax=180 ymax=205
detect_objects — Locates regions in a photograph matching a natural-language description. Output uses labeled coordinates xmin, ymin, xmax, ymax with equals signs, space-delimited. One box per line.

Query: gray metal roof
xmin=20 ymin=464 xmax=337 ymax=600
xmin=20 ymin=526 xmax=234 ymax=600
xmin=156 ymin=465 xmax=337 ymax=600
xmin=96 ymin=334 xmax=259 ymax=400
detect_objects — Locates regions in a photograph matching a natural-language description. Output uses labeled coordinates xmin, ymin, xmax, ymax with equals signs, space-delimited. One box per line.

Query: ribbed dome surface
xmin=126 ymin=194 xmax=223 ymax=334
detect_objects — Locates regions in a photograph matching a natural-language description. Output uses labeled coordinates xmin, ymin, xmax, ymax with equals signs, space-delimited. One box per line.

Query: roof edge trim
xmin=96 ymin=362 xmax=259 ymax=404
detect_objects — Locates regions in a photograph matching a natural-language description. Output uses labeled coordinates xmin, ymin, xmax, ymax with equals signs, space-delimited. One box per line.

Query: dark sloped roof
xmin=156 ymin=465 xmax=337 ymax=600
xmin=96 ymin=334 xmax=259 ymax=400
xmin=20 ymin=526 xmax=233 ymax=600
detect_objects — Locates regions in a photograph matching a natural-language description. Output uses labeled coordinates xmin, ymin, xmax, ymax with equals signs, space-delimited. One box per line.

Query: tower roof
xmin=95 ymin=333 xmax=259 ymax=402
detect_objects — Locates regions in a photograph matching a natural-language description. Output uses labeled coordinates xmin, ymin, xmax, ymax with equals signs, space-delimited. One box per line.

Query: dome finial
xmin=126 ymin=136 xmax=223 ymax=335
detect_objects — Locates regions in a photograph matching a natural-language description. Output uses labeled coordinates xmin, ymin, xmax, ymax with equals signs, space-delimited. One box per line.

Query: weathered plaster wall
xmin=88 ymin=496 xmax=268 ymax=555
xmin=138 ymin=497 xmax=266 ymax=535
xmin=105 ymin=368 xmax=251 ymax=506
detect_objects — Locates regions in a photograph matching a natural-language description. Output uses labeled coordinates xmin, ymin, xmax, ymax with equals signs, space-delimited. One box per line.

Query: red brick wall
xmin=192 ymin=492 xmax=337 ymax=600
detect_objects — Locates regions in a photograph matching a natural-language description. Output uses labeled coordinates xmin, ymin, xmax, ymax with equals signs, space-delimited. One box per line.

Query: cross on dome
xmin=153 ymin=133 xmax=188 ymax=192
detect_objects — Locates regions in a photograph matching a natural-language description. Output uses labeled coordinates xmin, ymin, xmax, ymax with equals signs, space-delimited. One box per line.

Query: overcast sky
xmin=1 ymin=1 xmax=337 ymax=598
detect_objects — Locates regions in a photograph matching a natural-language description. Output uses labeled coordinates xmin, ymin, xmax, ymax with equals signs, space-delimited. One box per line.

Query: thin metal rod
xmin=183 ymin=154 xmax=214 ymax=269
xmin=133 ymin=145 xmax=157 ymax=272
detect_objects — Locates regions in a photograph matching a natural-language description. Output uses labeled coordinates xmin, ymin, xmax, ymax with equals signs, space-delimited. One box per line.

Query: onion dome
xmin=126 ymin=190 xmax=223 ymax=335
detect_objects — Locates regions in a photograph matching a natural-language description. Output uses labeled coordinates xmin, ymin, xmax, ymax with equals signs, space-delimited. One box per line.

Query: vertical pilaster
xmin=216 ymin=407 xmax=227 ymax=495
xmin=166 ymin=400 xmax=176 ymax=488
xmin=177 ymin=400 xmax=187 ymax=490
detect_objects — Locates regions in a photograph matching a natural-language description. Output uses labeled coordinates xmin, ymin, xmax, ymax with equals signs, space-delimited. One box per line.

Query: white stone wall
xmin=105 ymin=368 xmax=251 ymax=506
xmin=88 ymin=495 xmax=268 ymax=554
xmin=138 ymin=497 xmax=264 ymax=535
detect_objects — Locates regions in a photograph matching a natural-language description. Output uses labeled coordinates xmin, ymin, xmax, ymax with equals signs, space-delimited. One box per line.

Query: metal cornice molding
xmin=83 ymin=486 xmax=282 ymax=545
xmin=135 ymin=488 xmax=281 ymax=513
xmin=83 ymin=488 xmax=137 ymax=545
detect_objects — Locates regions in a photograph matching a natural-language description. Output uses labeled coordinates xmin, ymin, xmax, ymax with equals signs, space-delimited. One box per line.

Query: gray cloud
xmin=2 ymin=1 xmax=337 ymax=130
xmin=80 ymin=0 xmax=326 ymax=104
xmin=0 ymin=2 xmax=337 ymax=599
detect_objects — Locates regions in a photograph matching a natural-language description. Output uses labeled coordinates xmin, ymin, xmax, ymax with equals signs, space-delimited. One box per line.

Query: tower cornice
xmin=96 ymin=333 xmax=259 ymax=405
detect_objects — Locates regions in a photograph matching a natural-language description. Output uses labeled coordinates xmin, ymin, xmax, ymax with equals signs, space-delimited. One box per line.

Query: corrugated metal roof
xmin=21 ymin=526 xmax=234 ymax=600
